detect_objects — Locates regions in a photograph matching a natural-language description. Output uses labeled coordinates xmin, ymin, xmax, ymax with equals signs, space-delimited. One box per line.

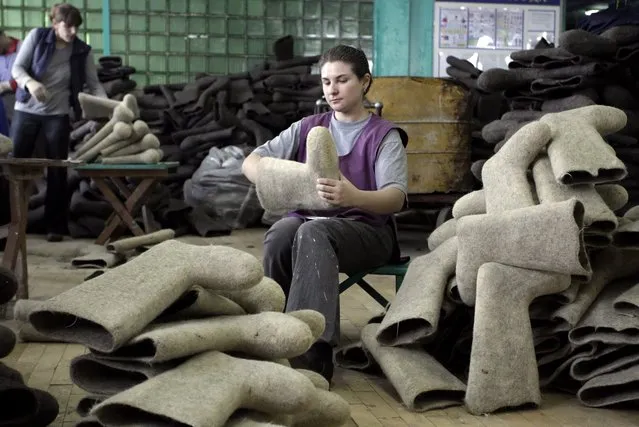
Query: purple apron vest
xmin=289 ymin=111 xmax=409 ymax=261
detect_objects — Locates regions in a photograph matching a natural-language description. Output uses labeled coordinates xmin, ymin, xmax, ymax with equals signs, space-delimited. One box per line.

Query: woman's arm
xmin=84 ymin=52 xmax=107 ymax=97
xmin=241 ymin=152 xmax=262 ymax=184
xmin=11 ymin=29 xmax=37 ymax=88
xmin=241 ymin=120 xmax=301 ymax=183
xmin=317 ymin=129 xmax=408 ymax=214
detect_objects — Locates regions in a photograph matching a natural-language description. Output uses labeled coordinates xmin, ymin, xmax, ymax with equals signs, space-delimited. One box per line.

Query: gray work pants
xmin=263 ymin=216 xmax=394 ymax=345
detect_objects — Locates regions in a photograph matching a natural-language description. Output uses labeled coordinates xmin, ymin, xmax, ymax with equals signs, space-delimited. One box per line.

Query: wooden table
xmin=75 ymin=162 xmax=179 ymax=245
xmin=0 ymin=158 xmax=82 ymax=299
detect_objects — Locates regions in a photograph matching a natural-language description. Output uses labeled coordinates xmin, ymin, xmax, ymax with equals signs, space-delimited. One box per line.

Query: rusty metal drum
xmin=367 ymin=77 xmax=474 ymax=194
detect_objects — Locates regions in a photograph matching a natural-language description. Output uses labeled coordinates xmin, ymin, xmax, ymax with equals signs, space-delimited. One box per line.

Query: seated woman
xmin=242 ymin=45 xmax=408 ymax=383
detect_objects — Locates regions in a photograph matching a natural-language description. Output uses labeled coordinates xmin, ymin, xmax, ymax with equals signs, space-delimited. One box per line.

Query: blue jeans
xmin=10 ymin=110 xmax=70 ymax=234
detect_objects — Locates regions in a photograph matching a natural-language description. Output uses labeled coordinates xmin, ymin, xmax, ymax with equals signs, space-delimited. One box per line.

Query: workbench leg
xmin=2 ymin=179 xmax=30 ymax=299
xmin=94 ymin=178 xmax=157 ymax=245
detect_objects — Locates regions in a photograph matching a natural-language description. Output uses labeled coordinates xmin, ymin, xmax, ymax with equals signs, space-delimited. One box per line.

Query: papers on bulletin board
xmin=440 ymin=8 xmax=469 ymax=48
xmin=433 ymin=0 xmax=561 ymax=76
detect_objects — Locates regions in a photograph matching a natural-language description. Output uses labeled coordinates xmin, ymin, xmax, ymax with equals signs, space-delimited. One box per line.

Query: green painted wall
xmin=374 ymin=0 xmax=434 ymax=77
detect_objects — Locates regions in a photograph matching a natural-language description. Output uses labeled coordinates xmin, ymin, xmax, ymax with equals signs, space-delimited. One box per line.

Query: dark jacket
xmin=15 ymin=27 xmax=89 ymax=119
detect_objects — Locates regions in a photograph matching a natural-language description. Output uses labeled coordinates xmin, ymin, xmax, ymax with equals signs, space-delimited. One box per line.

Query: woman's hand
xmin=316 ymin=174 xmax=360 ymax=207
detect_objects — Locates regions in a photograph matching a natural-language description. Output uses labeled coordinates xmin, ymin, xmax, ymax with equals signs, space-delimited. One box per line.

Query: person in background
xmin=242 ymin=45 xmax=408 ymax=384
xmin=11 ymin=3 xmax=106 ymax=242
xmin=0 ymin=29 xmax=20 ymax=134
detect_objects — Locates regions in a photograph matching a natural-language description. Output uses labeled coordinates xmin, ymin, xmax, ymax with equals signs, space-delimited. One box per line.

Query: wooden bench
xmin=74 ymin=162 xmax=179 ymax=245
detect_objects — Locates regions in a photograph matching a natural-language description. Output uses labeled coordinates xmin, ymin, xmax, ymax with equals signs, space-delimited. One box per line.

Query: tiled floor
xmin=1 ymin=229 xmax=638 ymax=426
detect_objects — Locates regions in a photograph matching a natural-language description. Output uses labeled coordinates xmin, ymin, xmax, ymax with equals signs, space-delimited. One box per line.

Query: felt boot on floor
xmin=28 ymin=240 xmax=264 ymax=352
xmin=552 ymin=247 xmax=639 ymax=331
xmin=90 ymin=310 xmax=324 ymax=363
xmin=362 ymin=323 xmax=466 ymax=412
xmin=376 ymin=237 xmax=457 ymax=346
xmin=465 ymin=263 xmax=570 ymax=415
xmin=91 ymin=350 xmax=319 ymax=427
xmin=455 ymin=198 xmax=590 ymax=306
xmin=569 ymin=278 xmax=639 ymax=346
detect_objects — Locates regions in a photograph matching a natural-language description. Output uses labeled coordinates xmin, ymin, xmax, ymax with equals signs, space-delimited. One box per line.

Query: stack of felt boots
xmin=471 ymin=25 xmax=639 ymax=210
xmin=445 ymin=55 xmax=509 ymax=188
xmin=74 ymin=93 xmax=163 ymax=165
xmin=336 ymin=104 xmax=639 ymax=415
xmin=0 ymin=266 xmax=60 ymax=426
xmin=22 ymin=239 xmax=350 ymax=427
xmin=96 ymin=55 xmax=137 ymax=98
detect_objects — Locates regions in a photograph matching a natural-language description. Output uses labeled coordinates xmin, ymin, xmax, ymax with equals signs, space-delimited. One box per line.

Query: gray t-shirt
xmin=12 ymin=27 xmax=106 ymax=116
xmin=252 ymin=113 xmax=408 ymax=195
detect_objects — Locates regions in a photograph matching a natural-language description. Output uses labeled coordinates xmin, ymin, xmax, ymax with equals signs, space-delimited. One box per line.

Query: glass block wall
xmin=110 ymin=0 xmax=375 ymax=86
xmin=0 ymin=0 xmax=373 ymax=86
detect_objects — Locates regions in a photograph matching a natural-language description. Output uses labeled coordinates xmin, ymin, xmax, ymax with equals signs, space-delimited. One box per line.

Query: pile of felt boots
xmin=24 ymin=36 xmax=321 ymax=239
xmin=459 ymin=25 xmax=639 ymax=209
xmin=96 ymin=55 xmax=137 ymax=98
xmin=20 ymin=239 xmax=350 ymax=427
xmin=337 ymin=104 xmax=639 ymax=415
xmin=0 ymin=266 xmax=59 ymax=426
xmin=72 ymin=93 xmax=163 ymax=165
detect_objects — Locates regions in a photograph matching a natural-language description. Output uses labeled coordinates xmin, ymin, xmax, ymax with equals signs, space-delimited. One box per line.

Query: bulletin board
xmin=433 ymin=0 xmax=562 ymax=77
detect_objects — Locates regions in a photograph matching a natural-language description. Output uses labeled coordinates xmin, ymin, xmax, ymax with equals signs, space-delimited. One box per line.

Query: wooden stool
xmin=0 ymin=158 xmax=80 ymax=299
xmin=339 ymin=256 xmax=410 ymax=308
xmin=75 ymin=162 xmax=179 ymax=245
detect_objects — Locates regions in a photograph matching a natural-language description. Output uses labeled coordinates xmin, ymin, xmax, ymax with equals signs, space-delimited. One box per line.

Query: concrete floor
xmin=1 ymin=227 xmax=638 ymax=426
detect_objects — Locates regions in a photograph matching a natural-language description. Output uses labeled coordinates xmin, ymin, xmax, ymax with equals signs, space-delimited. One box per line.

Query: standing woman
xmin=11 ymin=3 xmax=106 ymax=242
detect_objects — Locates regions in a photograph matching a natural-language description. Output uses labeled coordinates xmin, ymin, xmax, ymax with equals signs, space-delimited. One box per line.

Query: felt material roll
xmin=456 ymin=198 xmax=590 ymax=306
xmin=106 ymin=229 xmax=175 ymax=253
xmin=376 ymin=237 xmax=457 ymax=346
xmin=29 ymin=240 xmax=264 ymax=352
xmin=613 ymin=282 xmax=639 ymax=316
xmin=600 ymin=25 xmax=639 ymax=46
xmin=362 ymin=323 xmax=466 ymax=412
xmin=577 ymin=364 xmax=639 ymax=408
xmin=569 ymin=278 xmax=639 ymax=346
xmin=71 ymin=353 xmax=180 ymax=395
xmin=92 ymin=351 xmax=318 ymax=427
xmin=465 ymin=263 xmax=570 ymax=414
xmin=541 ymin=105 xmax=627 ymax=185
xmin=256 ymin=126 xmax=339 ymax=214
xmin=90 ymin=310 xmax=324 ymax=363
xmin=532 ymin=156 xmax=618 ymax=233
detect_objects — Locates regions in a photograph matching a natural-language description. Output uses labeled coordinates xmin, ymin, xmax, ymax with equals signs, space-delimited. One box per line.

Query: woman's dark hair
xmin=319 ymin=44 xmax=372 ymax=94
xmin=50 ymin=3 xmax=83 ymax=27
